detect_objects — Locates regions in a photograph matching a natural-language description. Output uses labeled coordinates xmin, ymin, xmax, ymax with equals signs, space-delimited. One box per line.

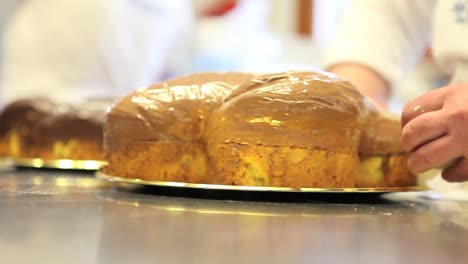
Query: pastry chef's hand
xmin=401 ymin=83 xmax=468 ymax=182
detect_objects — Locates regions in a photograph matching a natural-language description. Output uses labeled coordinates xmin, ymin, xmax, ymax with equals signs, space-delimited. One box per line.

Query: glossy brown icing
xmin=206 ymin=71 xmax=369 ymax=152
xmin=0 ymin=99 xmax=61 ymax=132
xmin=48 ymin=98 xmax=110 ymax=139
xmin=359 ymin=110 xmax=405 ymax=155
xmin=104 ymin=71 xmax=390 ymax=156
xmin=0 ymin=98 xmax=111 ymax=145
xmin=104 ymin=72 xmax=254 ymax=154
xmin=0 ymin=99 xmax=64 ymax=146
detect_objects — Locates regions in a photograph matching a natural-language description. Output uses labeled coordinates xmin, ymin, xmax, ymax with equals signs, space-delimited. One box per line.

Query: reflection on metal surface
xmin=53 ymin=176 xmax=111 ymax=188
xmin=384 ymin=195 xmax=468 ymax=235
xmin=2 ymin=172 xmax=468 ymax=263
xmin=96 ymin=171 xmax=427 ymax=193
xmin=0 ymin=158 xmax=14 ymax=169
xmin=97 ymin=192 xmax=404 ymax=218
xmin=102 ymin=198 xmax=318 ymax=217
xmin=0 ymin=172 xmax=115 ymax=197
xmin=32 ymin=176 xmax=43 ymax=186
xmin=13 ymin=158 xmax=107 ymax=170
xmin=141 ymin=206 xmax=357 ymax=217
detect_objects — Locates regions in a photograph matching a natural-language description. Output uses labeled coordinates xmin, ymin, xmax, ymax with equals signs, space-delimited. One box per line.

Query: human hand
xmin=401 ymin=84 xmax=468 ymax=182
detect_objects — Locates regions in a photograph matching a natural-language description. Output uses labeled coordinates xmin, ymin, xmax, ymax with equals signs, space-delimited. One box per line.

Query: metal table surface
xmin=1 ymin=169 xmax=468 ymax=264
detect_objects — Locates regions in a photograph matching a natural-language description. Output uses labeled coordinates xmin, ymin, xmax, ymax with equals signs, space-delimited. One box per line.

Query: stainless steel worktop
xmin=1 ymin=169 xmax=467 ymax=264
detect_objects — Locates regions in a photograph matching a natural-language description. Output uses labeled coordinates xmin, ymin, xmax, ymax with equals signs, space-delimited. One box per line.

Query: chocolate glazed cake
xmin=104 ymin=71 xmax=416 ymax=188
xmin=104 ymin=72 xmax=254 ymax=183
xmin=358 ymin=111 xmax=415 ymax=187
xmin=0 ymin=98 xmax=111 ymax=160
xmin=0 ymin=99 xmax=59 ymax=157
xmin=205 ymin=72 xmax=367 ymax=188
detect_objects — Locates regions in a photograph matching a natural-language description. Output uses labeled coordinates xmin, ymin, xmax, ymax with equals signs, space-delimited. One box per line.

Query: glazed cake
xmin=104 ymin=72 xmax=254 ymax=183
xmin=358 ymin=111 xmax=416 ymax=187
xmin=0 ymin=99 xmax=58 ymax=158
xmin=0 ymin=98 xmax=110 ymax=161
xmin=204 ymin=72 xmax=367 ymax=188
xmin=104 ymin=71 xmax=415 ymax=188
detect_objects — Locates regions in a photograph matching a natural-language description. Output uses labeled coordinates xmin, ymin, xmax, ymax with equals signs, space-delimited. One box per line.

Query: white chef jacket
xmin=0 ymin=0 xmax=194 ymax=104
xmin=323 ymin=0 xmax=468 ymax=89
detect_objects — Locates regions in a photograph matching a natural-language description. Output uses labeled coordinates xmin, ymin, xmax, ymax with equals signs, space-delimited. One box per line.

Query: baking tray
xmin=96 ymin=170 xmax=427 ymax=202
xmin=14 ymin=158 xmax=107 ymax=170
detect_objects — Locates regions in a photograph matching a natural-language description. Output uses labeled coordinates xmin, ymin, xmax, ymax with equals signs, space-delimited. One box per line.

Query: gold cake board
xmin=96 ymin=170 xmax=426 ymax=194
xmin=14 ymin=158 xmax=107 ymax=170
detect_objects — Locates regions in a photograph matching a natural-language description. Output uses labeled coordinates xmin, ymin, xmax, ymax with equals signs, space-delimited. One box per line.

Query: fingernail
xmin=407 ymin=155 xmax=422 ymax=174
xmin=407 ymin=154 xmax=429 ymax=174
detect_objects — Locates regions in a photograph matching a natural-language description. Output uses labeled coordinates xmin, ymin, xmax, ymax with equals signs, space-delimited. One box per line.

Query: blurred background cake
xmin=0 ymin=98 xmax=111 ymax=161
xmin=0 ymin=99 xmax=59 ymax=158
xmin=104 ymin=71 xmax=415 ymax=188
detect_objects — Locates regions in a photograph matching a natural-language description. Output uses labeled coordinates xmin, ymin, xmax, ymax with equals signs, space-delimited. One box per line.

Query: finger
xmin=442 ymin=158 xmax=468 ymax=182
xmin=407 ymin=135 xmax=462 ymax=174
xmin=401 ymin=110 xmax=447 ymax=152
xmin=401 ymin=87 xmax=450 ymax=127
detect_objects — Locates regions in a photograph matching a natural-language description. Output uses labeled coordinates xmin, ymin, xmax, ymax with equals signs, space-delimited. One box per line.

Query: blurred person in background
xmin=323 ymin=0 xmax=468 ymax=182
xmin=0 ymin=0 xmax=282 ymax=105
xmin=191 ymin=0 xmax=281 ymax=73
xmin=0 ymin=0 xmax=194 ymax=104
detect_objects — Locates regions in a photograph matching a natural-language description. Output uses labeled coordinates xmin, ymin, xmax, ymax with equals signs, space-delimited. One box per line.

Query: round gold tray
xmin=14 ymin=158 xmax=107 ymax=170
xmin=96 ymin=171 xmax=427 ymax=193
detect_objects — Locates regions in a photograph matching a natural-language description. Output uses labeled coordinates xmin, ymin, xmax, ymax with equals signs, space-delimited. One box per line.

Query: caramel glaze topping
xmin=104 ymin=72 xmax=253 ymax=154
xmin=105 ymin=71 xmax=406 ymax=157
xmin=359 ymin=110 xmax=405 ymax=155
xmin=0 ymin=98 xmax=112 ymax=147
xmin=206 ymin=71 xmax=370 ymax=153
